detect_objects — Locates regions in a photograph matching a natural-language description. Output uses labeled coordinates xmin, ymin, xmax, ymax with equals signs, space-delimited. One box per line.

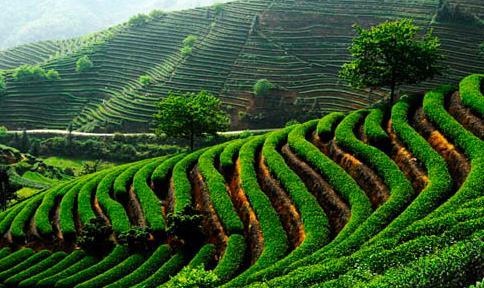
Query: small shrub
xmin=167 ymin=207 xmax=204 ymax=250
xmin=46 ymin=69 xmax=60 ymax=80
xmin=0 ymin=126 xmax=7 ymax=137
xmin=253 ymin=79 xmax=274 ymax=97
xmin=118 ymin=227 xmax=152 ymax=252
xmin=77 ymin=217 xmax=113 ymax=254
xmin=181 ymin=46 xmax=193 ymax=57
xmin=139 ymin=75 xmax=152 ymax=86
xmin=129 ymin=14 xmax=150 ymax=27
xmin=76 ymin=55 xmax=94 ymax=73
xmin=167 ymin=265 xmax=219 ymax=288
xmin=213 ymin=3 xmax=224 ymax=16
xmin=12 ymin=65 xmax=60 ymax=82
xmin=149 ymin=9 xmax=166 ymax=19
xmin=183 ymin=35 xmax=198 ymax=47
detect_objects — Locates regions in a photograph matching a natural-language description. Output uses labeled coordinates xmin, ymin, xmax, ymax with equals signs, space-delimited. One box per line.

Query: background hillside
xmin=0 ymin=0 xmax=229 ymax=50
xmin=0 ymin=0 xmax=483 ymax=132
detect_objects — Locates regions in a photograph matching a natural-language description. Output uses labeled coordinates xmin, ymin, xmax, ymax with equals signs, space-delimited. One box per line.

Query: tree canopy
xmin=76 ymin=55 xmax=94 ymax=73
xmin=339 ymin=18 xmax=445 ymax=102
xmin=153 ymin=91 xmax=230 ymax=150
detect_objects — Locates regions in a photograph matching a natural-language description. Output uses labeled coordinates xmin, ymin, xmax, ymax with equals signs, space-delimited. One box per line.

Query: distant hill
xmin=0 ymin=0 xmax=228 ymax=49
xmin=0 ymin=0 xmax=482 ymax=132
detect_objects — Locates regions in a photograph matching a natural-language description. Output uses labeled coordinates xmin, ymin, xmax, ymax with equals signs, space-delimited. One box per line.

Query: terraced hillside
xmin=0 ymin=0 xmax=483 ymax=131
xmin=0 ymin=74 xmax=481 ymax=287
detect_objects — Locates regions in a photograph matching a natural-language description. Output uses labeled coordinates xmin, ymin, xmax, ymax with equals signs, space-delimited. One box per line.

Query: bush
xmin=76 ymin=217 xmax=114 ymax=254
xmin=36 ymin=255 xmax=98 ymax=287
xmin=132 ymin=252 xmax=187 ymax=288
xmin=55 ymin=246 xmax=130 ymax=288
xmin=0 ymin=250 xmax=51 ymax=282
xmin=0 ymin=126 xmax=7 ymax=137
xmin=198 ymin=143 xmax=244 ymax=234
xmin=213 ymin=234 xmax=246 ymax=283
xmin=139 ymin=75 xmax=152 ymax=86
xmin=181 ymin=46 xmax=193 ymax=57
xmin=76 ymin=56 xmax=94 ymax=73
xmin=132 ymin=158 xmax=167 ymax=234
xmin=167 ymin=207 xmax=204 ymax=250
xmin=168 ymin=265 xmax=219 ymax=288
xmin=149 ymin=10 xmax=166 ymax=19
xmin=105 ymin=244 xmax=171 ymax=288
xmin=118 ymin=227 xmax=152 ymax=252
xmin=253 ymin=79 xmax=274 ymax=97
xmin=459 ymin=74 xmax=483 ymax=117
xmin=46 ymin=69 xmax=60 ymax=80
xmin=183 ymin=35 xmax=197 ymax=47
xmin=12 ymin=65 xmax=60 ymax=82
xmin=128 ymin=14 xmax=150 ymax=27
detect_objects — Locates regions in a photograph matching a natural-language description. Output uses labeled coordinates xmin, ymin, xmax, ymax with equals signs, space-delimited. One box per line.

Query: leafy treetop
xmin=76 ymin=55 xmax=94 ymax=73
xmin=339 ymin=18 xmax=445 ymax=103
xmin=153 ymin=90 xmax=230 ymax=151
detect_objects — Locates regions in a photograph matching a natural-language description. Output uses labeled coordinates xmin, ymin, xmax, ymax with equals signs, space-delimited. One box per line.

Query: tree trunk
xmin=390 ymin=81 xmax=396 ymax=104
xmin=189 ymin=133 xmax=195 ymax=152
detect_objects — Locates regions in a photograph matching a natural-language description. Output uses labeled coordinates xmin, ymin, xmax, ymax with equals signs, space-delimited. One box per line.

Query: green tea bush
xmin=76 ymin=55 xmax=94 ymax=73
xmin=253 ymin=79 xmax=274 ymax=97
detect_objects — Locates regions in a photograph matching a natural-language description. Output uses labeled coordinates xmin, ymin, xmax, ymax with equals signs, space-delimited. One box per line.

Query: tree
xmin=77 ymin=217 xmax=113 ymax=254
xmin=128 ymin=14 xmax=150 ymax=27
xmin=80 ymin=160 xmax=105 ymax=175
xmin=139 ymin=75 xmax=152 ymax=86
xmin=0 ymin=168 xmax=11 ymax=211
xmin=20 ymin=130 xmax=30 ymax=152
xmin=0 ymin=126 xmax=7 ymax=137
xmin=253 ymin=79 xmax=274 ymax=97
xmin=76 ymin=55 xmax=94 ymax=73
xmin=46 ymin=69 xmax=60 ymax=80
xmin=154 ymin=91 xmax=230 ymax=151
xmin=339 ymin=19 xmax=445 ymax=103
xmin=12 ymin=65 xmax=60 ymax=82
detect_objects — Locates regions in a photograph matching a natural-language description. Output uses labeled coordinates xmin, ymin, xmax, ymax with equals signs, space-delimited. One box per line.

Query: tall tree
xmin=153 ymin=91 xmax=230 ymax=151
xmin=339 ymin=18 xmax=445 ymax=103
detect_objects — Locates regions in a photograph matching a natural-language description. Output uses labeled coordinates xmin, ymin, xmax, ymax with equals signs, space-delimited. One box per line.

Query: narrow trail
xmin=191 ymin=166 xmax=228 ymax=256
xmin=447 ymin=92 xmax=484 ymax=139
xmin=327 ymin=140 xmax=389 ymax=209
xmin=281 ymin=144 xmax=349 ymax=236
xmin=387 ymin=120 xmax=428 ymax=193
xmin=257 ymin=152 xmax=304 ymax=249
xmin=93 ymin=197 xmax=111 ymax=226
xmin=413 ymin=107 xmax=470 ymax=187
xmin=226 ymin=159 xmax=263 ymax=265
xmin=126 ymin=186 xmax=147 ymax=227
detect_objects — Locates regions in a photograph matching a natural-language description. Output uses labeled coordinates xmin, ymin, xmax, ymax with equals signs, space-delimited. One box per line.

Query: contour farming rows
xmin=0 ymin=74 xmax=482 ymax=287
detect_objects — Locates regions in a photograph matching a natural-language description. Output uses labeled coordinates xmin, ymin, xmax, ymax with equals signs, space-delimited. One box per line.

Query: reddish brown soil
xmin=448 ymin=92 xmax=484 ymax=139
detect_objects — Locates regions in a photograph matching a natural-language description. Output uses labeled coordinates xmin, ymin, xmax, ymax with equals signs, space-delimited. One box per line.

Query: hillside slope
xmin=0 ymin=74 xmax=481 ymax=287
xmin=0 ymin=0 xmax=483 ymax=132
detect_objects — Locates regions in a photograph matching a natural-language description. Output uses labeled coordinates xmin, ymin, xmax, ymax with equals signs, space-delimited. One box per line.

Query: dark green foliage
xmin=316 ymin=112 xmax=345 ymax=141
xmin=55 ymin=246 xmax=130 ymax=288
xmin=364 ymin=108 xmax=389 ymax=144
xmin=118 ymin=227 xmax=152 ymax=252
xmin=199 ymin=143 xmax=244 ymax=234
xmin=226 ymin=136 xmax=288 ymax=286
xmin=128 ymin=14 xmax=150 ymax=27
xmin=0 ymin=72 xmax=5 ymax=93
xmin=436 ymin=0 xmax=479 ymax=25
xmin=133 ymin=158 xmax=166 ymax=234
xmin=339 ymin=19 xmax=444 ymax=102
xmin=36 ymin=254 xmax=98 ymax=287
xmin=168 ymin=265 xmax=219 ymax=288
xmin=76 ymin=55 xmax=94 ymax=73
xmin=12 ymin=65 xmax=60 ymax=82
xmin=133 ymin=252 xmax=186 ymax=288
xmin=75 ymin=253 xmax=146 ymax=288
xmin=0 ymin=250 xmax=50 ymax=282
xmin=149 ymin=10 xmax=166 ymax=19
xmin=154 ymin=90 xmax=230 ymax=150
xmin=105 ymin=244 xmax=171 ymax=288
xmin=187 ymin=244 xmax=216 ymax=269
xmin=459 ymin=74 xmax=484 ymax=117
xmin=77 ymin=217 xmax=114 ymax=254
xmin=4 ymin=251 xmax=66 ymax=286
xmin=213 ymin=234 xmax=246 ymax=283
xmin=0 ymin=249 xmax=34 ymax=272
xmin=253 ymin=79 xmax=274 ymax=97
xmin=96 ymin=168 xmax=131 ymax=235
xmin=139 ymin=75 xmax=152 ymax=86
xmin=18 ymin=250 xmax=87 ymax=288
xmin=167 ymin=206 xmax=204 ymax=250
